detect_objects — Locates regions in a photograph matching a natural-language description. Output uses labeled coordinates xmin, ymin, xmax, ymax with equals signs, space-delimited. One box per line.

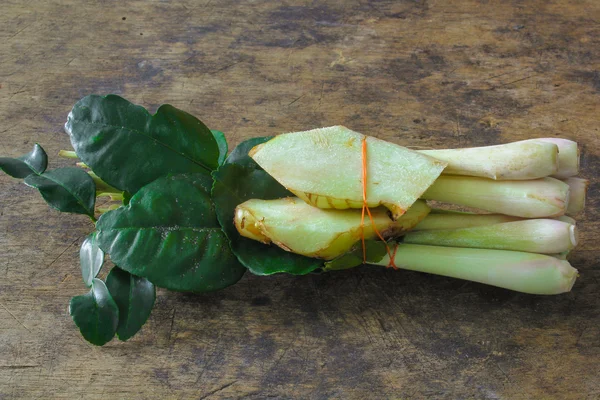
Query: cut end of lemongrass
xmin=563 ymin=177 xmax=588 ymax=216
xmin=418 ymin=140 xmax=559 ymax=180
xmin=532 ymin=138 xmax=579 ymax=179
xmin=556 ymin=215 xmax=576 ymax=225
xmin=76 ymin=161 xmax=89 ymax=169
xmin=58 ymin=150 xmax=78 ymax=159
xmin=569 ymin=224 xmax=578 ymax=248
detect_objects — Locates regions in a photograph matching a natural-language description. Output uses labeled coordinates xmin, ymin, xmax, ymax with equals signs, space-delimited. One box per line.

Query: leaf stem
xmin=97 ymin=204 xmax=121 ymax=214
xmin=58 ymin=150 xmax=79 ymax=159
xmin=87 ymin=171 xmax=121 ymax=193
xmin=96 ymin=192 xmax=124 ymax=201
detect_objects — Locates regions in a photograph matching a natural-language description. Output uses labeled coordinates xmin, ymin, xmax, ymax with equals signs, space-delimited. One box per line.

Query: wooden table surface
xmin=1 ymin=1 xmax=598 ymax=399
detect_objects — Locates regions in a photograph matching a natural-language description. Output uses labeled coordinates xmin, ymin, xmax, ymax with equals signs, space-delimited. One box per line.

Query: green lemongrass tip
xmin=414 ymin=212 xmax=523 ymax=230
xmin=422 ymin=176 xmax=569 ymax=218
xmin=58 ymin=150 xmax=78 ymax=159
xmin=563 ymin=177 xmax=588 ymax=216
xmin=97 ymin=204 xmax=121 ymax=213
xmin=96 ymin=192 xmax=124 ymax=201
xmin=372 ymin=244 xmax=578 ymax=295
xmin=76 ymin=161 xmax=89 ymax=169
xmin=404 ymin=219 xmax=578 ymax=254
xmin=531 ymin=138 xmax=579 ymax=179
xmin=418 ymin=140 xmax=558 ymax=180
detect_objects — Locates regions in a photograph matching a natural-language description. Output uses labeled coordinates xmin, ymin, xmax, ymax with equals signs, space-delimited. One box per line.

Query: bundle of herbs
xmin=0 ymin=95 xmax=587 ymax=346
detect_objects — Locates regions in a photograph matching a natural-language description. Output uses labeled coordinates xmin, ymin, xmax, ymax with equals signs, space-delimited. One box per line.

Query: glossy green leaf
xmin=105 ymin=267 xmax=155 ymax=341
xmin=0 ymin=143 xmax=47 ymax=178
xmin=24 ymin=167 xmax=96 ymax=218
xmin=96 ymin=173 xmax=246 ymax=292
xmin=323 ymin=240 xmax=388 ymax=271
xmin=224 ymin=136 xmax=272 ymax=169
xmin=211 ymin=130 xmax=228 ymax=165
xmin=212 ymin=163 xmax=323 ymax=275
xmin=69 ymin=279 xmax=119 ymax=346
xmin=65 ymin=94 xmax=219 ymax=194
xmin=80 ymin=232 xmax=104 ymax=286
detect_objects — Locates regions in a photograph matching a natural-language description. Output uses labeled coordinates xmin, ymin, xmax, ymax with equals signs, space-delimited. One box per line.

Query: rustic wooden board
xmin=1 ymin=0 xmax=598 ymax=398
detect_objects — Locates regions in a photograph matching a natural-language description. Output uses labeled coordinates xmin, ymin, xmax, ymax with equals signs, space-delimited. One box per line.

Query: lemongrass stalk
xmin=563 ymin=177 xmax=588 ymax=216
xmin=429 ymin=209 xmax=475 ymax=214
xmin=418 ymin=140 xmax=558 ymax=180
xmin=404 ymin=219 xmax=577 ymax=254
xmin=371 ymin=244 xmax=577 ymax=295
xmin=530 ymin=138 xmax=579 ymax=178
xmin=58 ymin=150 xmax=78 ymax=159
xmin=422 ymin=176 xmax=570 ymax=218
xmin=414 ymin=213 xmax=523 ymax=230
xmin=76 ymin=161 xmax=89 ymax=169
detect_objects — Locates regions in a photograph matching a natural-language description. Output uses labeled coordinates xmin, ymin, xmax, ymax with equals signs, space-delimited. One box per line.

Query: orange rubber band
xmin=360 ymin=137 xmax=398 ymax=269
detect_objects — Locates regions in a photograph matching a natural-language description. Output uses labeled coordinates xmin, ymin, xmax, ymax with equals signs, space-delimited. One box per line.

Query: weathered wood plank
xmin=1 ymin=0 xmax=598 ymax=398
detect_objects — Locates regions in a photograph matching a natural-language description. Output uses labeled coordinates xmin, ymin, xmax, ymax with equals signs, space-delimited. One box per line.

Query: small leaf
xmin=224 ymin=136 xmax=272 ymax=169
xmin=96 ymin=173 xmax=246 ymax=292
xmin=65 ymin=94 xmax=219 ymax=194
xmin=69 ymin=279 xmax=119 ymax=346
xmin=80 ymin=232 xmax=104 ymax=286
xmin=0 ymin=143 xmax=48 ymax=178
xmin=106 ymin=267 xmax=155 ymax=341
xmin=24 ymin=167 xmax=96 ymax=218
xmin=323 ymin=240 xmax=388 ymax=271
xmin=212 ymin=163 xmax=323 ymax=275
xmin=211 ymin=130 xmax=228 ymax=165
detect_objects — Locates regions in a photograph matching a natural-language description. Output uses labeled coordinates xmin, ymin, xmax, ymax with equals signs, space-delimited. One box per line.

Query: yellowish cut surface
xmin=249 ymin=126 xmax=446 ymax=219
xmin=235 ymin=198 xmax=430 ymax=259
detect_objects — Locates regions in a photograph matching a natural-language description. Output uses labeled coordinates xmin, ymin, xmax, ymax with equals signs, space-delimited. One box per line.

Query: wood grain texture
xmin=1 ymin=0 xmax=599 ymax=398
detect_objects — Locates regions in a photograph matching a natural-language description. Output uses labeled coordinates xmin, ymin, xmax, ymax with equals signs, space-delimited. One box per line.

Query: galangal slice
xmin=249 ymin=126 xmax=446 ymax=219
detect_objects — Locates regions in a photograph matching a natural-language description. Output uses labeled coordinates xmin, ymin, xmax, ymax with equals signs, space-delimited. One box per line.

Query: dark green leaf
xmin=96 ymin=173 xmax=246 ymax=292
xmin=69 ymin=278 xmax=119 ymax=346
xmin=65 ymin=94 xmax=219 ymax=194
xmin=122 ymin=191 xmax=132 ymax=205
xmin=106 ymin=267 xmax=155 ymax=341
xmin=323 ymin=240 xmax=388 ymax=271
xmin=80 ymin=232 xmax=104 ymax=286
xmin=0 ymin=143 xmax=48 ymax=178
xmin=24 ymin=167 xmax=96 ymax=218
xmin=212 ymin=163 xmax=323 ymax=275
xmin=211 ymin=130 xmax=228 ymax=165
xmin=224 ymin=136 xmax=272 ymax=169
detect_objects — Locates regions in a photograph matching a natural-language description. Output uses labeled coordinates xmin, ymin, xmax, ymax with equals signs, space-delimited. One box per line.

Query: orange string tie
xmin=360 ymin=137 xmax=398 ymax=270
